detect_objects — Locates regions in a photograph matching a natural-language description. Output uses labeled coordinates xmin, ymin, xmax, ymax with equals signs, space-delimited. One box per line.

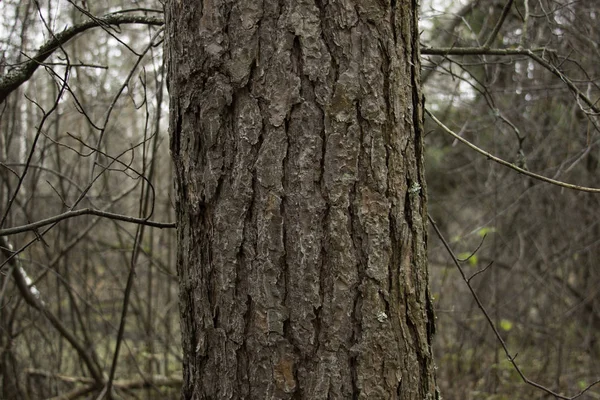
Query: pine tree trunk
xmin=165 ymin=0 xmax=437 ymax=398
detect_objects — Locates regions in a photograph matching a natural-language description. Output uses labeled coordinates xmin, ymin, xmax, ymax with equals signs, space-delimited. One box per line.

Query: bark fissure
xmin=167 ymin=0 xmax=437 ymax=398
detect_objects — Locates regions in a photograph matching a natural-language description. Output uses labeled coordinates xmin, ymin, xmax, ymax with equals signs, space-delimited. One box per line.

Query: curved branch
xmin=421 ymin=46 xmax=545 ymax=56
xmin=0 ymin=208 xmax=176 ymax=237
xmin=421 ymin=46 xmax=600 ymax=115
xmin=47 ymin=385 xmax=96 ymax=400
xmin=426 ymin=108 xmax=600 ymax=193
xmin=428 ymin=215 xmax=600 ymax=400
xmin=0 ymin=14 xmax=164 ymax=103
xmin=0 ymin=236 xmax=104 ymax=386
xmin=28 ymin=368 xmax=182 ymax=400
xmin=483 ymin=0 xmax=515 ymax=48
xmin=421 ymin=0 xmax=482 ymax=84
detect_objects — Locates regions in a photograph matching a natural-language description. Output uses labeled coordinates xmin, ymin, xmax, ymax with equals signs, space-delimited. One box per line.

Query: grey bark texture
xmin=165 ymin=0 xmax=437 ymax=398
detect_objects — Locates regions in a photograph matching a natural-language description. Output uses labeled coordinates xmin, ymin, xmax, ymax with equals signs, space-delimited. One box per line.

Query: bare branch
xmin=0 ymin=65 xmax=69 ymax=229
xmin=36 ymin=372 xmax=181 ymax=400
xmin=27 ymin=368 xmax=182 ymax=388
xmin=47 ymin=385 xmax=96 ymax=400
xmin=422 ymin=46 xmax=547 ymax=56
xmin=0 ymin=208 xmax=175 ymax=237
xmin=426 ymin=108 xmax=600 ymax=193
xmin=421 ymin=46 xmax=600 ymax=115
xmin=1 ymin=236 xmax=104 ymax=385
xmin=421 ymin=0 xmax=482 ymax=84
xmin=428 ymin=215 xmax=600 ymax=400
xmin=483 ymin=0 xmax=515 ymax=48
xmin=0 ymin=14 xmax=163 ymax=104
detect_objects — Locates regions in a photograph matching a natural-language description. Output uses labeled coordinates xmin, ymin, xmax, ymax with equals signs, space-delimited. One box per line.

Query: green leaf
xmin=477 ymin=227 xmax=496 ymax=237
xmin=468 ymin=254 xmax=478 ymax=266
xmin=499 ymin=319 xmax=513 ymax=332
xmin=457 ymin=252 xmax=478 ymax=266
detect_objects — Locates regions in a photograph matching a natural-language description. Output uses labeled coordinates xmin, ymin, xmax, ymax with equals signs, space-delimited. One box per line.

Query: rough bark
xmin=166 ymin=0 xmax=437 ymax=398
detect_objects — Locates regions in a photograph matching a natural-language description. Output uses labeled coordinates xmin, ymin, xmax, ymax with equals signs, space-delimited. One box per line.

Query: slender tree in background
xmin=0 ymin=2 xmax=179 ymax=399
xmin=165 ymin=0 xmax=437 ymax=398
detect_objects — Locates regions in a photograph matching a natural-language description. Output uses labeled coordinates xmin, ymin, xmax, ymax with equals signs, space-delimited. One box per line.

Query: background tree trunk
xmin=166 ymin=0 xmax=437 ymax=398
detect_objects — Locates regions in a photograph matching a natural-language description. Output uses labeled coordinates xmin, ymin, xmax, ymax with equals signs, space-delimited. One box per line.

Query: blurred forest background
xmin=1 ymin=0 xmax=599 ymax=399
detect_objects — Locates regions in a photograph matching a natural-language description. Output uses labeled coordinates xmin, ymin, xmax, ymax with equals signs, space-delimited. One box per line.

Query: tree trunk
xmin=165 ymin=0 xmax=437 ymax=398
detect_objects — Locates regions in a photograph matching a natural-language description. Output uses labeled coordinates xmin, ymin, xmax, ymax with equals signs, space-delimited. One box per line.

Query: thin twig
xmin=483 ymin=0 xmax=515 ymax=48
xmin=425 ymin=108 xmax=600 ymax=193
xmin=0 ymin=14 xmax=163 ymax=103
xmin=1 ymin=236 xmax=104 ymax=385
xmin=0 ymin=208 xmax=175 ymax=237
xmin=428 ymin=214 xmax=600 ymax=399
xmin=420 ymin=46 xmax=600 ymax=115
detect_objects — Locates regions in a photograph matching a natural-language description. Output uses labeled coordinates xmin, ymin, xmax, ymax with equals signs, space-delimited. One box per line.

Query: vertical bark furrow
xmin=167 ymin=0 xmax=437 ymax=398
